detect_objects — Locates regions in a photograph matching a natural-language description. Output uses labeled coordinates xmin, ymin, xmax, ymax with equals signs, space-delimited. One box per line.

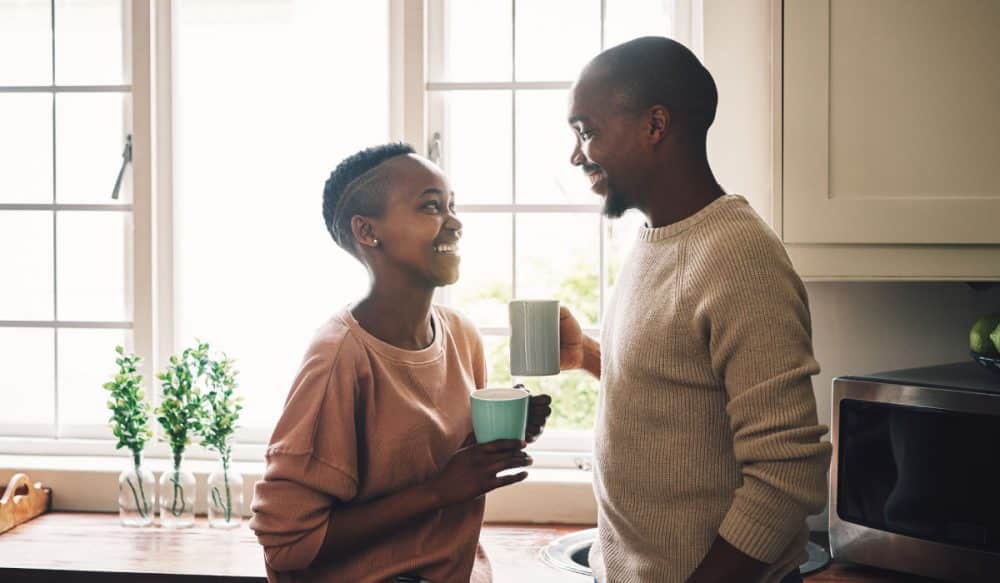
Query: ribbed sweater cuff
xmin=717 ymin=496 xmax=801 ymax=564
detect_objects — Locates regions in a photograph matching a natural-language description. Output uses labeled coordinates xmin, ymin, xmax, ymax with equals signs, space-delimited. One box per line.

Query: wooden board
xmin=0 ymin=473 xmax=52 ymax=535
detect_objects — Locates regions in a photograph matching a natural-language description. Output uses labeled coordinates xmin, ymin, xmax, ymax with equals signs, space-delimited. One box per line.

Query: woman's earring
xmin=372 ymin=238 xmax=380 ymax=248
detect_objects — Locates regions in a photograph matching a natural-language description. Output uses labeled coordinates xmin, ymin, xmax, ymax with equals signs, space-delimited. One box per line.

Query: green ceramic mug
xmin=470 ymin=387 xmax=530 ymax=444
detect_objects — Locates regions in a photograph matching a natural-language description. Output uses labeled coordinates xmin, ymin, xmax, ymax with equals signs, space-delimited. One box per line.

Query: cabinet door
xmin=783 ymin=0 xmax=1000 ymax=244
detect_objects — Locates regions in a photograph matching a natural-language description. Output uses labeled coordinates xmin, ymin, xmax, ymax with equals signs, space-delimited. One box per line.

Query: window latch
xmin=111 ymin=134 xmax=133 ymax=200
xmin=428 ymin=131 xmax=442 ymax=166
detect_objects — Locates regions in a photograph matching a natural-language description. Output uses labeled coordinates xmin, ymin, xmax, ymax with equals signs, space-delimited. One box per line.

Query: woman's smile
xmin=433 ymin=242 xmax=460 ymax=255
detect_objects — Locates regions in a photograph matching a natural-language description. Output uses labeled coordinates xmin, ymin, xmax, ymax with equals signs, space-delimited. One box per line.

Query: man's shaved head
xmin=582 ymin=36 xmax=717 ymax=143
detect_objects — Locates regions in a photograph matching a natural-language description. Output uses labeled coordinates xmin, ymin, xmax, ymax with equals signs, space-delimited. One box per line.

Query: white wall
xmin=701 ymin=0 xmax=1000 ymax=529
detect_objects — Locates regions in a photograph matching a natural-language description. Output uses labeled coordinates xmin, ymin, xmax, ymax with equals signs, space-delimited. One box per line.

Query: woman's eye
xmin=424 ymin=201 xmax=440 ymax=211
xmin=580 ymin=129 xmax=595 ymax=140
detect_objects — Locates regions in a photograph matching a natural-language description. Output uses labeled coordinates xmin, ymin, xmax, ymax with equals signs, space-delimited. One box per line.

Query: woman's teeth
xmin=433 ymin=243 xmax=458 ymax=254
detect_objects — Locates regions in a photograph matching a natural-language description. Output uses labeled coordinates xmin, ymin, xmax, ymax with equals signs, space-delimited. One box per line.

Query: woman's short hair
xmin=322 ymin=142 xmax=415 ymax=255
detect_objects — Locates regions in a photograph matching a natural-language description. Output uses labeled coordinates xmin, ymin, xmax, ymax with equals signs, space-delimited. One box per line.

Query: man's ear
xmin=350 ymin=215 xmax=379 ymax=249
xmin=647 ymin=105 xmax=670 ymax=144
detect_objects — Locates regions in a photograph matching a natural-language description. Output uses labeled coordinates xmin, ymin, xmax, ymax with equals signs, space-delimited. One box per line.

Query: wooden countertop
xmin=0 ymin=513 xmax=945 ymax=582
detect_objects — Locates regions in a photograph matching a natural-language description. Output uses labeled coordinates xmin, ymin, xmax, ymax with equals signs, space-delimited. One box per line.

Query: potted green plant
xmin=201 ymin=352 xmax=244 ymax=528
xmin=155 ymin=342 xmax=208 ymax=528
xmin=104 ymin=346 xmax=155 ymax=527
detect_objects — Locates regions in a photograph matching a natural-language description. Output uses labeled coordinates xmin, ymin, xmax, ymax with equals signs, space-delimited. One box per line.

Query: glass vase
xmin=118 ymin=452 xmax=155 ymax=527
xmin=159 ymin=456 xmax=196 ymax=528
xmin=207 ymin=458 xmax=243 ymax=529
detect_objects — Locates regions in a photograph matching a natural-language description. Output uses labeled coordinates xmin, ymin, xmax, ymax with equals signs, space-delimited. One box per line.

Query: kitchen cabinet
xmin=778 ymin=0 xmax=1000 ymax=279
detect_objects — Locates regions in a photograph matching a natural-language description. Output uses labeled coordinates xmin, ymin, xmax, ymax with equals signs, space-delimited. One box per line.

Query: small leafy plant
xmin=156 ymin=342 xmax=209 ymax=517
xmin=104 ymin=346 xmax=153 ymax=519
xmin=201 ymin=352 xmax=243 ymax=522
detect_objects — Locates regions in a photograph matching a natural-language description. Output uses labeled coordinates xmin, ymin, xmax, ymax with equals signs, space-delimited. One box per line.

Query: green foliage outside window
xmin=460 ymin=252 xmax=622 ymax=430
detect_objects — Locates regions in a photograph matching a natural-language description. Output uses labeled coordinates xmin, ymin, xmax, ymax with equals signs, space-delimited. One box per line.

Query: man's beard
xmin=601 ymin=185 xmax=631 ymax=218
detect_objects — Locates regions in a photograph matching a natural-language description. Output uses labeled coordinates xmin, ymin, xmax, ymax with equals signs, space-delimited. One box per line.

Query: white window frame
xmin=3 ymin=1 xmax=703 ymax=512
xmin=0 ymin=0 xmax=153 ymax=451
xmin=411 ymin=0 xmax=698 ymax=466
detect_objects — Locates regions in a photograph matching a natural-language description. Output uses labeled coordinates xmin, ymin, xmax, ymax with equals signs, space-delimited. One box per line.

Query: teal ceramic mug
xmin=470 ymin=387 xmax=530 ymax=443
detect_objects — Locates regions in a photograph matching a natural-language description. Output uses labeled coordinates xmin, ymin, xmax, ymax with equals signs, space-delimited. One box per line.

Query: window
xmin=171 ymin=0 xmax=390 ymax=444
xmin=426 ymin=0 xmax=676 ymax=443
xmin=0 ymin=0 xmax=146 ymax=446
xmin=1 ymin=0 xmax=695 ymax=466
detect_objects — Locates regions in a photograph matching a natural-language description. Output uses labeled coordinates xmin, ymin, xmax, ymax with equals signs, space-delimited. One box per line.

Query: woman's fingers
xmin=525 ymin=425 xmax=544 ymax=443
xmin=494 ymin=471 xmax=529 ymax=488
xmin=477 ymin=439 xmax=526 ymax=454
xmin=528 ymin=409 xmax=551 ymax=425
xmin=529 ymin=394 xmax=552 ymax=407
xmin=486 ymin=454 xmax=533 ymax=475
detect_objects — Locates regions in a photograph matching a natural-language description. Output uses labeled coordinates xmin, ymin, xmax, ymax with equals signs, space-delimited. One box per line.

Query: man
xmin=558 ymin=36 xmax=832 ymax=583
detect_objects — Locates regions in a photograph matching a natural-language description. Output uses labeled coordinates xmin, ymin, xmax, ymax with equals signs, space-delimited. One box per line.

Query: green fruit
xmin=970 ymin=313 xmax=1000 ymax=355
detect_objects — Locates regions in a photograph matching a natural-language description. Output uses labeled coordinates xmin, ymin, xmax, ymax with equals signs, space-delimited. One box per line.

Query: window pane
xmin=57 ymin=211 xmax=129 ymax=321
xmin=0 ymin=328 xmax=55 ymax=435
xmin=434 ymin=90 xmax=513 ymax=204
xmin=604 ymin=0 xmax=674 ymax=49
xmin=516 ymin=213 xmax=600 ymax=327
xmin=483 ymin=334 xmax=512 ymax=388
xmin=54 ymin=0 xmax=125 ymax=85
xmin=483 ymin=334 xmax=598 ymax=430
xmin=519 ymin=369 xmax=598 ymax=431
xmin=448 ymin=213 xmax=512 ymax=328
xmin=604 ymin=210 xmax=646 ymax=308
xmin=514 ymin=0 xmax=600 ymax=82
xmin=0 ymin=211 xmax=54 ymax=320
xmin=0 ymin=94 xmax=53 ymax=204
xmin=58 ymin=328 xmax=130 ymax=436
xmin=174 ymin=0 xmax=388 ymax=435
xmin=429 ymin=0 xmax=512 ymax=82
xmin=0 ymin=0 xmax=51 ymax=85
xmin=515 ymin=89 xmax=592 ymax=204
xmin=55 ymin=92 xmax=129 ymax=203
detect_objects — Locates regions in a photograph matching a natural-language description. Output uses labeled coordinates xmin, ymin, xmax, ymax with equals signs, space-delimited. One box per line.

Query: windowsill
xmin=0 ymin=454 xmax=598 ymax=524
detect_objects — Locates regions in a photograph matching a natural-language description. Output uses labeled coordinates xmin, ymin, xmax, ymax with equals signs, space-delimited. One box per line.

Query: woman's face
xmin=368 ymin=155 xmax=463 ymax=288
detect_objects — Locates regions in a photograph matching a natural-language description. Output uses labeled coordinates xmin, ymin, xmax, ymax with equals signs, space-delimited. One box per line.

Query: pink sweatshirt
xmin=250 ymin=305 xmax=491 ymax=583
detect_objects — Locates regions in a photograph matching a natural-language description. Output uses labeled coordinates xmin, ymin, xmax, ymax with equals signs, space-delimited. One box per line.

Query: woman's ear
xmin=350 ymin=215 xmax=380 ymax=249
xmin=647 ymin=105 xmax=670 ymax=144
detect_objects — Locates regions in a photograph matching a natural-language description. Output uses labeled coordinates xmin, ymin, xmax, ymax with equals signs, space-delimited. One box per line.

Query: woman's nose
xmin=570 ymin=141 xmax=585 ymax=166
xmin=446 ymin=213 xmax=463 ymax=235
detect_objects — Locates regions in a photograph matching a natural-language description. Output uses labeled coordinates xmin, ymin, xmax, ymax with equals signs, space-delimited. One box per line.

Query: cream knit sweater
xmin=591 ymin=195 xmax=832 ymax=583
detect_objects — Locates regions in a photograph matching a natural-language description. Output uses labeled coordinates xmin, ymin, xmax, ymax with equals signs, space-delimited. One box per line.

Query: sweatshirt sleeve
xmin=689 ymin=213 xmax=832 ymax=563
xmin=249 ymin=335 xmax=367 ymax=572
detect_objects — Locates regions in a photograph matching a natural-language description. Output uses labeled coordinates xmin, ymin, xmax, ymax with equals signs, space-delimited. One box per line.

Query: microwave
xmin=831 ymin=362 xmax=1000 ymax=582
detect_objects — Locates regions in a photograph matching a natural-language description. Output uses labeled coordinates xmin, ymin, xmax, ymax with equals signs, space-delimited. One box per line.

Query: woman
xmin=250 ymin=143 xmax=552 ymax=583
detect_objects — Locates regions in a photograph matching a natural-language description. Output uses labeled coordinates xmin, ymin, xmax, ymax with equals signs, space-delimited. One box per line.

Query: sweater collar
xmin=637 ymin=194 xmax=745 ymax=242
